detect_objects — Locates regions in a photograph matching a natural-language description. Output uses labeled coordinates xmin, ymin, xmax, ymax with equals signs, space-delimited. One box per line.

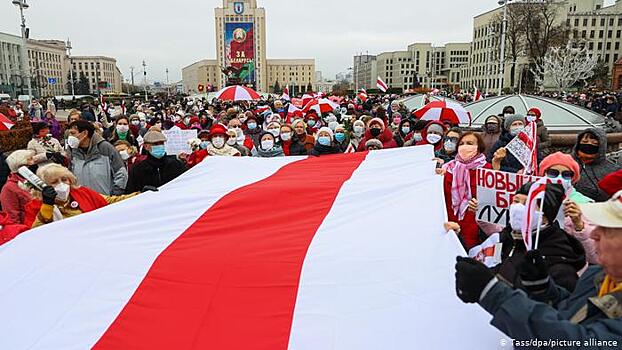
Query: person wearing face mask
xmin=243 ymin=114 xmax=263 ymax=149
xmin=32 ymin=164 xmax=139 ymax=228
xmin=349 ymin=120 xmax=366 ymax=150
xmin=305 ymin=112 xmax=321 ymax=135
xmin=393 ymin=118 xmax=413 ymax=147
xmin=488 ymin=114 xmax=528 ymax=173
xmin=440 ymin=132 xmax=491 ymax=249
xmin=278 ymin=124 xmax=305 ymax=156
xmin=27 ymin=122 xmax=66 ymax=168
xmin=129 ymin=115 xmax=147 ymax=138
xmin=572 ymin=128 xmax=621 ymax=202
xmin=124 ymin=126 xmax=186 ymax=194
xmin=108 ymin=116 xmax=139 ymax=148
xmin=415 ymin=121 xmax=447 ymax=156
xmin=266 ymin=121 xmax=282 ymax=141
xmin=0 ymin=150 xmax=35 ymax=225
xmin=291 ymin=119 xmax=315 ymax=152
xmin=388 ymin=112 xmax=402 ymax=133
xmin=203 ymin=124 xmax=241 ymax=157
xmin=185 ymin=131 xmax=211 ymax=168
xmin=114 ymin=140 xmax=144 ymax=175
xmin=66 ymin=120 xmax=128 ymax=196
xmin=226 ymin=129 xmax=250 ymax=156
xmin=480 ymin=115 xmax=502 ymax=156
xmin=252 ymin=132 xmax=285 ymax=158
xmin=527 ymin=108 xmax=551 ymax=157
xmin=333 ymin=125 xmax=350 ymax=153
xmin=308 ymin=127 xmax=341 ymax=157
xmin=356 ymin=118 xmax=398 ymax=152
xmin=438 ymin=128 xmax=461 ymax=164
xmin=403 ymin=120 xmax=428 ymax=147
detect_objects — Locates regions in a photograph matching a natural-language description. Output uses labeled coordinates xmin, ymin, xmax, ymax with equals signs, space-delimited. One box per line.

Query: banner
xmin=0 ymin=147 xmax=507 ymax=349
xmin=224 ymin=22 xmax=256 ymax=85
xmin=163 ymin=129 xmax=198 ymax=155
xmin=476 ymin=168 xmax=542 ymax=226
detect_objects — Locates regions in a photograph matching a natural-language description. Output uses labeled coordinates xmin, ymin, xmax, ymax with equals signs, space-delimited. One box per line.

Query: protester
xmin=489 ymin=114 xmax=527 ymax=173
xmin=357 ymin=118 xmax=397 ymax=151
xmin=308 ymin=127 xmax=341 ymax=157
xmin=279 ymin=124 xmax=305 ymax=156
xmin=416 ymin=121 xmax=446 ymax=156
xmin=333 ymin=125 xmax=350 ymax=153
xmin=114 ymin=140 xmax=144 ymax=174
xmin=365 ymin=139 xmax=383 ymax=151
xmin=437 ymin=128 xmax=461 ymax=164
xmin=66 ymin=120 xmax=127 ymax=196
xmin=572 ymin=128 xmax=621 ymax=202
xmin=31 ymin=164 xmax=138 ymax=228
xmin=244 ymin=114 xmax=263 ymax=148
xmin=350 ymin=120 xmax=366 ymax=150
xmin=527 ymin=108 xmax=551 ymax=156
xmin=108 ymin=116 xmax=139 ymax=148
xmin=480 ymin=115 xmax=502 ymax=156
xmin=252 ymin=132 xmax=285 ymax=158
xmin=455 ymin=190 xmax=622 ymax=343
xmin=227 ymin=129 xmax=251 ymax=156
xmin=0 ymin=150 xmax=35 ymax=224
xmin=205 ymin=124 xmax=241 ymax=157
xmin=27 ymin=122 xmax=66 ymax=168
xmin=292 ymin=119 xmax=315 ymax=152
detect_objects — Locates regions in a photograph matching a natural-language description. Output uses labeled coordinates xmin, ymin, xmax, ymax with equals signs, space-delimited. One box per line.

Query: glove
xmin=41 ymin=186 xmax=58 ymax=205
xmin=455 ymin=257 xmax=495 ymax=304
xmin=141 ymin=186 xmax=159 ymax=193
xmin=518 ymin=250 xmax=550 ymax=294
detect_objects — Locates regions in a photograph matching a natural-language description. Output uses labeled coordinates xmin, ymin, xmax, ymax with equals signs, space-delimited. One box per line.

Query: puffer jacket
xmin=68 ymin=133 xmax=128 ymax=195
xmin=572 ymin=128 xmax=621 ymax=202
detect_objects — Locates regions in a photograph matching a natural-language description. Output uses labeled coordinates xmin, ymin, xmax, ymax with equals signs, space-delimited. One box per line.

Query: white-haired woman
xmin=0 ymin=150 xmax=35 ymax=224
xmin=32 ymin=164 xmax=139 ymax=228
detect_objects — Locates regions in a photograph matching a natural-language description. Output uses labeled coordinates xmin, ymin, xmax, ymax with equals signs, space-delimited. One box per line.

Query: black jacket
xmin=288 ymin=140 xmax=308 ymax=156
xmin=125 ymin=155 xmax=186 ymax=194
xmin=308 ymin=143 xmax=341 ymax=157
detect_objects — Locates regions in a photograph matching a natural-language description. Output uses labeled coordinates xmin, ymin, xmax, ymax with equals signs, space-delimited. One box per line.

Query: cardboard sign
xmin=476 ymin=168 xmax=542 ymax=226
xmin=163 ymin=129 xmax=197 ymax=155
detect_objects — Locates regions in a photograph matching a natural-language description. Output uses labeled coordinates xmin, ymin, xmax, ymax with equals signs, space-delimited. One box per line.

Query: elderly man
xmin=454 ymin=191 xmax=622 ymax=345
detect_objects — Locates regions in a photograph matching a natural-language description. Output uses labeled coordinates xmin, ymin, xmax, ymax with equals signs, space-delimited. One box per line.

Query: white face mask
xmin=280 ymin=133 xmax=291 ymax=141
xmin=353 ymin=126 xmax=364 ymax=135
xmin=116 ymin=125 xmax=129 ymax=134
xmin=261 ymin=140 xmax=274 ymax=150
xmin=67 ymin=135 xmax=80 ymax=149
xmin=268 ymin=128 xmax=280 ymax=137
xmin=226 ymin=138 xmax=237 ymax=146
xmin=413 ymin=133 xmax=423 ymax=142
xmin=119 ymin=150 xmax=130 ymax=161
xmin=427 ymin=133 xmax=442 ymax=145
xmin=509 ymin=202 xmax=541 ymax=233
xmin=54 ymin=182 xmax=70 ymax=202
xmin=212 ymin=137 xmax=225 ymax=149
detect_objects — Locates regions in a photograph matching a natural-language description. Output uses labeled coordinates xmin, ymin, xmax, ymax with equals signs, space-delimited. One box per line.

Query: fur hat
xmin=365 ymin=138 xmax=383 ymax=150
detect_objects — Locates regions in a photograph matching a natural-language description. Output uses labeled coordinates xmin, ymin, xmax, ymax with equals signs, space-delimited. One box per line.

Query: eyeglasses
xmin=545 ymin=169 xmax=574 ymax=180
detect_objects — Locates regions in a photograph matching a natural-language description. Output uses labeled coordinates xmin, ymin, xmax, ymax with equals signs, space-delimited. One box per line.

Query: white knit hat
xmin=315 ymin=126 xmax=334 ymax=141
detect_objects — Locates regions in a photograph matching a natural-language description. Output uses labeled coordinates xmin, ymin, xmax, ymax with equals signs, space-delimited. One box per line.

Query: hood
xmin=573 ymin=127 xmax=607 ymax=163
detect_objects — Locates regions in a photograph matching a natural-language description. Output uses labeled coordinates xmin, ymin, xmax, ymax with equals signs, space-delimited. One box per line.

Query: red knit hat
xmin=528 ymin=108 xmax=542 ymax=121
xmin=538 ymin=152 xmax=581 ymax=184
xmin=209 ymin=124 xmax=228 ymax=139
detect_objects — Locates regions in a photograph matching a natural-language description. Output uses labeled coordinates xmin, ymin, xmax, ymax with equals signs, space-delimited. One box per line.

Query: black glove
xmin=141 ymin=185 xmax=159 ymax=193
xmin=455 ymin=257 xmax=495 ymax=304
xmin=518 ymin=250 xmax=550 ymax=293
xmin=41 ymin=186 xmax=57 ymax=205
xmin=46 ymin=152 xmax=55 ymax=160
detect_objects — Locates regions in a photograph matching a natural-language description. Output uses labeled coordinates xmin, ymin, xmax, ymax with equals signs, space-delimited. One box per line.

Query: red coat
xmin=0 ymin=212 xmax=29 ymax=246
xmin=186 ymin=149 xmax=208 ymax=168
xmin=442 ymin=163 xmax=491 ymax=249
xmin=357 ymin=128 xmax=398 ymax=152
xmin=0 ymin=173 xmax=32 ymax=225
xmin=415 ymin=121 xmax=447 ymax=152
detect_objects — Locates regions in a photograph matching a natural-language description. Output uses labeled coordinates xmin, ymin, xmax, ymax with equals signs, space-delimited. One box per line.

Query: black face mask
xmin=485 ymin=124 xmax=499 ymax=133
xmin=370 ymin=128 xmax=382 ymax=137
xmin=577 ymin=143 xmax=599 ymax=155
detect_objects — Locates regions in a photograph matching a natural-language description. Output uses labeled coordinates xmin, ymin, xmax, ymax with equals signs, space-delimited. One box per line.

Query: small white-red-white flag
xmin=282 ymin=87 xmax=290 ymax=101
xmin=474 ymin=87 xmax=483 ymax=101
xmin=468 ymin=233 xmax=502 ymax=268
xmin=357 ymin=89 xmax=368 ymax=103
xmin=376 ymin=77 xmax=388 ymax=93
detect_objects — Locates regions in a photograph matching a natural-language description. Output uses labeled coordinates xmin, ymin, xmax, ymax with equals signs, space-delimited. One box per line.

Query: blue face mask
xmin=335 ymin=133 xmax=346 ymax=143
xmin=247 ymin=122 xmax=257 ymax=130
xmin=307 ymin=120 xmax=316 ymax=127
xmin=149 ymin=145 xmax=166 ymax=159
xmin=200 ymin=141 xmax=209 ymax=150
xmin=318 ymin=136 xmax=331 ymax=146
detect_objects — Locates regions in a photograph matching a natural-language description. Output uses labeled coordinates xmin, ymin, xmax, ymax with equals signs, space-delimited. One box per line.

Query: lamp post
xmin=12 ymin=0 xmax=33 ymax=99
xmin=142 ymin=60 xmax=147 ymax=102
xmin=497 ymin=0 xmax=509 ymax=96
xmin=166 ymin=67 xmax=170 ymax=98
xmin=66 ymin=38 xmax=75 ymax=98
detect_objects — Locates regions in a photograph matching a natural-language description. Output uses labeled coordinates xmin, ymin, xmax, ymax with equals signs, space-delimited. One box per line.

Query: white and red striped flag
xmin=281 ymin=87 xmax=290 ymax=101
xmin=474 ymin=87 xmax=483 ymax=101
xmin=505 ymin=123 xmax=538 ymax=175
xmin=0 ymin=147 xmax=507 ymax=349
xmin=120 ymin=100 xmax=127 ymax=115
xmin=376 ymin=76 xmax=388 ymax=92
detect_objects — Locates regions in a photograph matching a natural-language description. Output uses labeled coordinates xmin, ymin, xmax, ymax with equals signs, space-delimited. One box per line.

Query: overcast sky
xmin=0 ymin=0 xmax=616 ymax=84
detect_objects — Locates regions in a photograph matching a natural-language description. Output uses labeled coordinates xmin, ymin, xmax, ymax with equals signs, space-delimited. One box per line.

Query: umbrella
xmin=414 ymin=100 xmax=471 ymax=125
xmin=214 ymin=85 xmax=261 ymax=101
xmin=302 ymin=98 xmax=340 ymax=115
xmin=0 ymin=113 xmax=15 ymax=131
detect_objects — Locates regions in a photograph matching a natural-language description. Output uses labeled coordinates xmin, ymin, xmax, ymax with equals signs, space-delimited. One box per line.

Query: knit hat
xmin=209 ymin=124 xmax=228 ymax=139
xmin=365 ymin=139 xmax=383 ymax=150
xmin=503 ymin=114 xmax=526 ymax=131
xmin=539 ymin=152 xmax=581 ymax=184
xmin=316 ymin=126 xmax=334 ymax=141
xmin=143 ymin=126 xmax=167 ymax=144
xmin=427 ymin=123 xmax=445 ymax=135
xmin=527 ymin=108 xmax=542 ymax=120
xmin=368 ymin=117 xmax=385 ymax=131
xmin=353 ymin=120 xmax=365 ymax=128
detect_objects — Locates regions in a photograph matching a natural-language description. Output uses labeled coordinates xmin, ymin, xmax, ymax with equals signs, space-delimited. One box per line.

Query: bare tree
xmin=492 ymin=3 xmax=525 ymax=90
xmin=520 ymin=0 xmax=569 ymax=66
xmin=532 ymin=43 xmax=598 ymax=92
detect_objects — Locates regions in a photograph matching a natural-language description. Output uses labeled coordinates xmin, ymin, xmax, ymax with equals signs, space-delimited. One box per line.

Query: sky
xmin=0 ymin=0 xmax=616 ymax=84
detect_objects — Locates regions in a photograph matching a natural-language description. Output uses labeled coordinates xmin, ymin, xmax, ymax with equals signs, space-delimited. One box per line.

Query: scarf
xmin=207 ymin=145 xmax=240 ymax=157
xmin=598 ymin=275 xmax=622 ymax=298
xmin=443 ymin=153 xmax=487 ymax=220
xmin=256 ymin=145 xmax=285 ymax=158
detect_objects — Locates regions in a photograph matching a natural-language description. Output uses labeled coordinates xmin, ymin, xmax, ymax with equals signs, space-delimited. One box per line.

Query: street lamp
xmin=12 ymin=0 xmax=33 ymax=99
xmin=497 ymin=0 xmax=510 ymax=96
xmin=142 ymin=60 xmax=147 ymax=102
xmin=66 ymin=38 xmax=75 ymax=98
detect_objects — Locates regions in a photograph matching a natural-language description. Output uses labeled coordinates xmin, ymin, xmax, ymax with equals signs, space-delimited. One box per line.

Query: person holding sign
xmin=440 ymin=132 xmax=491 ymax=249
xmin=454 ymin=191 xmax=622 ymax=345
xmin=488 ymin=114 xmax=527 ymax=174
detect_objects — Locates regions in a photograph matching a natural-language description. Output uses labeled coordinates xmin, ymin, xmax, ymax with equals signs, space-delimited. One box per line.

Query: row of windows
xmin=27 ymin=50 xmax=62 ymax=63
xmin=570 ymin=17 xmax=622 ymax=28
xmin=574 ymin=29 xmax=622 ymax=39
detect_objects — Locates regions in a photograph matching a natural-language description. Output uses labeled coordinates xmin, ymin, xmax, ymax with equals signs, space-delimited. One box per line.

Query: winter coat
xmin=495 ymin=221 xmax=587 ymax=292
xmin=125 ymin=154 xmax=187 ymax=194
xmin=68 ymin=133 xmax=128 ymax=196
xmin=415 ymin=121 xmax=447 ymax=156
xmin=572 ymin=128 xmax=621 ymax=202
xmin=27 ymin=137 xmax=66 ymax=167
xmin=536 ymin=119 xmax=551 ymax=156
xmin=488 ymin=132 xmax=524 ymax=173
xmin=357 ymin=128 xmax=398 ymax=152
xmin=0 ymin=173 xmax=32 ymax=225
xmin=480 ymin=266 xmax=622 ymax=344
xmin=0 ymin=154 xmax=9 ymax=194
xmin=295 ymin=133 xmax=316 ymax=152
xmin=0 ymin=212 xmax=29 ymax=246
xmin=308 ymin=143 xmax=342 ymax=157
xmin=281 ymin=140 xmax=307 ymax=156
xmin=244 ymin=128 xmax=263 ymax=148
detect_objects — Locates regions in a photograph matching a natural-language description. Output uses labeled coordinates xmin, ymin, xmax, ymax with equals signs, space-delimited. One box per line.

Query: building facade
xmin=71 ymin=56 xmax=123 ymax=94
xmin=0 ymin=32 xmax=25 ymax=97
xmin=183 ymin=0 xmax=315 ymax=94
xmin=26 ymin=39 xmax=69 ymax=98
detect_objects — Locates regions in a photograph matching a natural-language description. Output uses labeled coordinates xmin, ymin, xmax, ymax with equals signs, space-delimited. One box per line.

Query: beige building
xmin=463 ymin=0 xmax=621 ymax=92
xmin=26 ymin=39 xmax=69 ymax=97
xmin=71 ymin=56 xmax=123 ymax=94
xmin=0 ymin=32 xmax=25 ymax=97
xmin=183 ymin=0 xmax=315 ymax=94
xmin=354 ymin=42 xmax=471 ymax=91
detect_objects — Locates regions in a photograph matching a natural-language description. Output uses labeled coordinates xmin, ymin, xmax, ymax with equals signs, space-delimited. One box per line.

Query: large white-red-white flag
xmin=376 ymin=76 xmax=388 ymax=92
xmin=281 ymin=87 xmax=291 ymax=101
xmin=0 ymin=147 xmax=506 ymax=349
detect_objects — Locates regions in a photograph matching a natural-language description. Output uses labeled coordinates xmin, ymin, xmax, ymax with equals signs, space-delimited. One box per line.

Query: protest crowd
xmin=1 ymin=88 xmax=622 ymax=347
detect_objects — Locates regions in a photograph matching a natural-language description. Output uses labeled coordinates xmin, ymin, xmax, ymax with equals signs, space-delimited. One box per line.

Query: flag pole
xmin=533 ymin=195 xmax=545 ymax=250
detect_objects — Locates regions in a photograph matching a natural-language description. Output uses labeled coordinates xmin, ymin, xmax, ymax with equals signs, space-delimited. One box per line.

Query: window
xmin=608 ymin=30 xmax=613 ymax=38
xmin=610 ymin=18 xmax=614 ymax=26
xmin=616 ymin=42 xmax=620 ymax=51
xmin=599 ymin=30 xmax=604 ymax=38
xmin=598 ymin=42 xmax=603 ymax=50
xmin=600 ymin=18 xmax=605 ymax=26
xmin=592 ymin=18 xmax=597 ymax=27
xmin=618 ymin=30 xmax=622 ymax=38
xmin=607 ymin=42 xmax=611 ymax=50
xmin=590 ymin=30 xmax=595 ymax=38
xmin=583 ymin=18 xmax=588 ymax=26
